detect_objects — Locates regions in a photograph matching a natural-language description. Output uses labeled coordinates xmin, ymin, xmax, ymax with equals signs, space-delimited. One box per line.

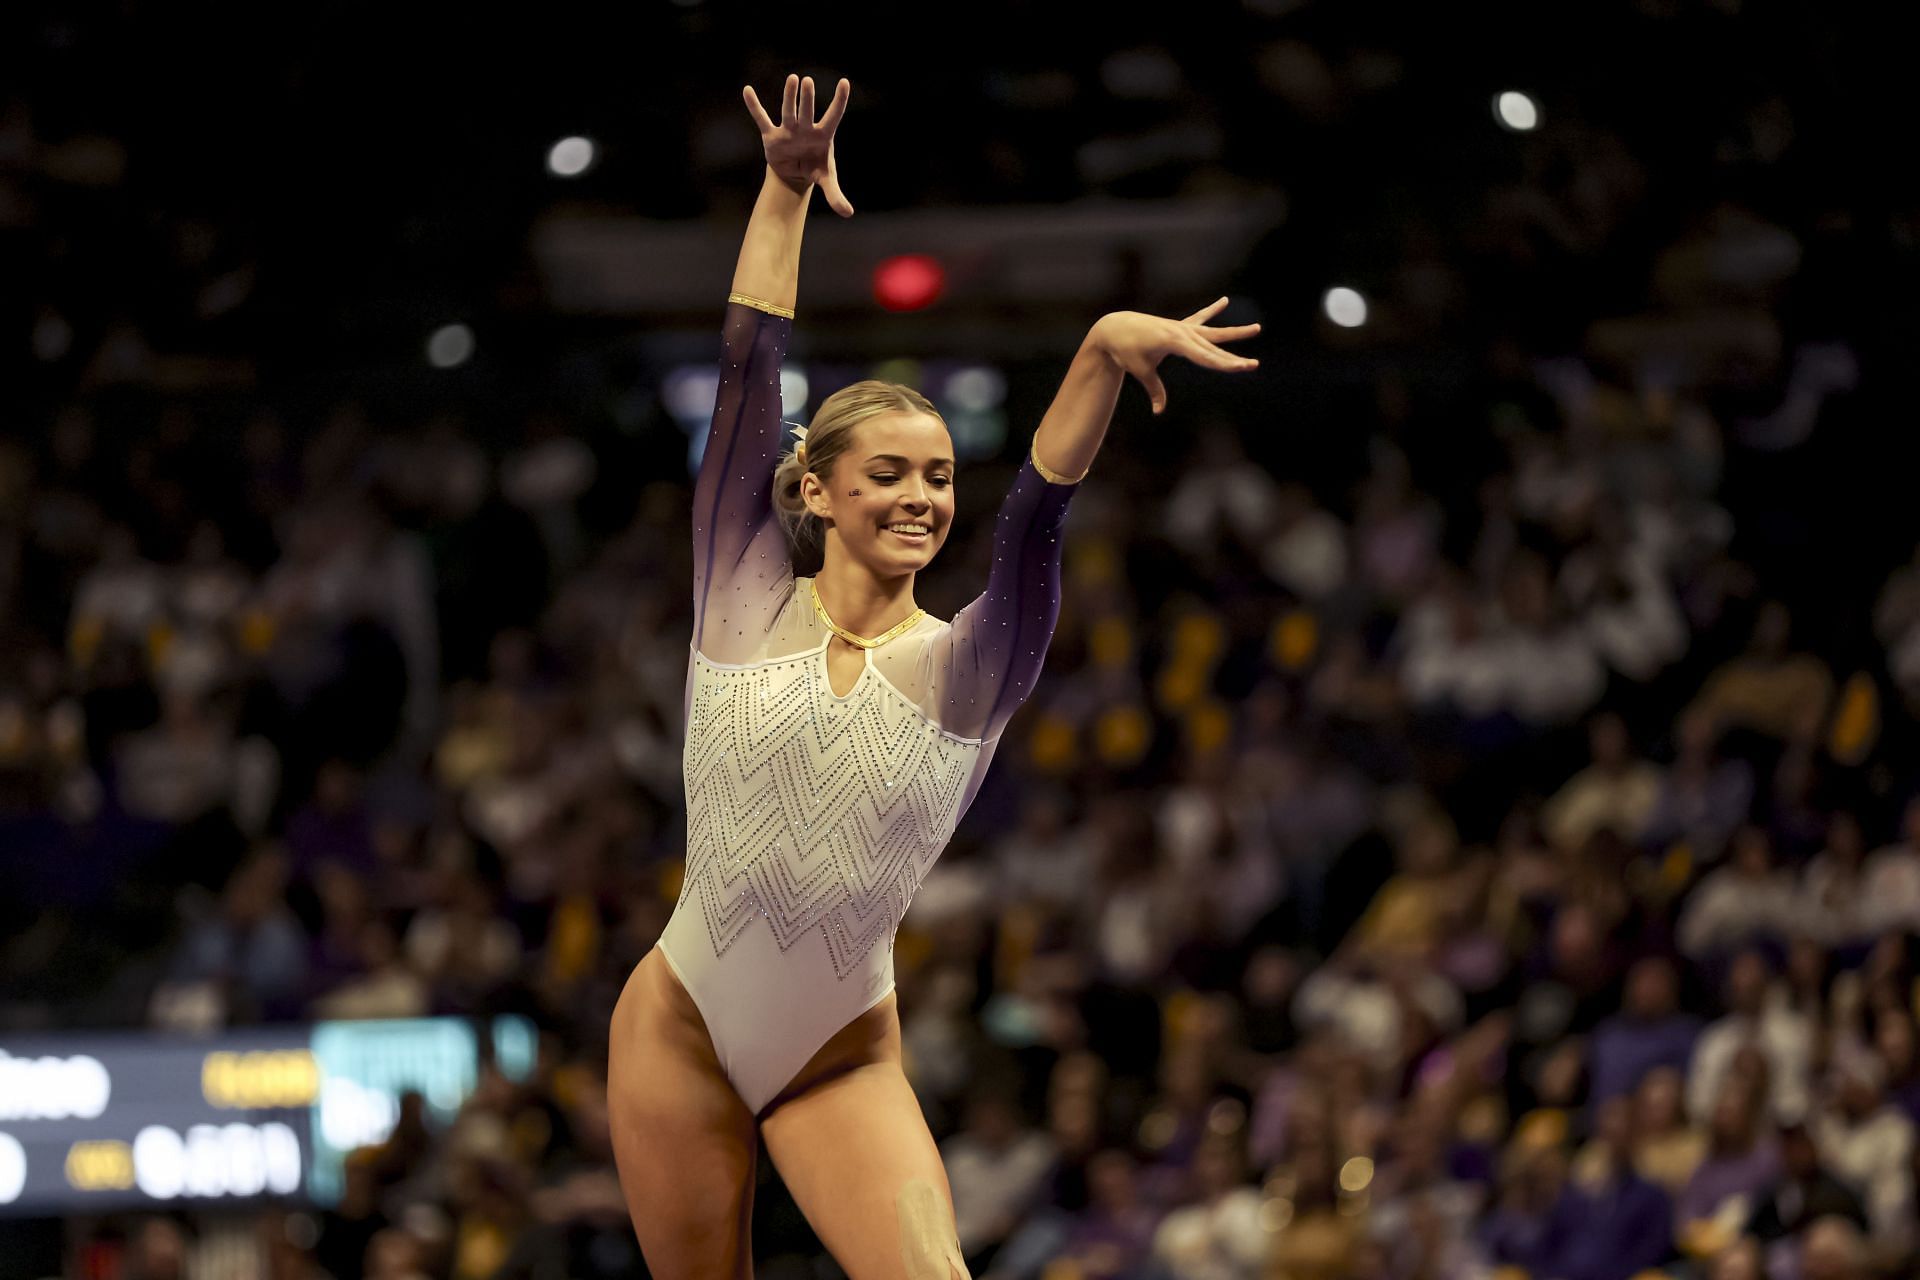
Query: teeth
xmin=887 ymin=525 xmax=929 ymax=534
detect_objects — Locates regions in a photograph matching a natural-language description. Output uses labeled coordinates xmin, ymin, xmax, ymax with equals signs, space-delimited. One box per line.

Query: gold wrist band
xmin=728 ymin=292 xmax=795 ymax=319
xmin=1030 ymin=440 xmax=1087 ymax=485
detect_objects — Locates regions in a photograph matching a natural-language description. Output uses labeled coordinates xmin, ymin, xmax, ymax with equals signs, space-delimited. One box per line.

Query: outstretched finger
xmin=1186 ymin=335 xmax=1259 ymax=370
xmin=799 ymin=75 xmax=815 ymax=123
xmin=1182 ymin=296 xmax=1231 ymax=325
xmin=819 ymin=78 xmax=850 ymax=134
xmin=1182 ymin=333 xmax=1259 ymax=368
xmin=781 ymin=73 xmax=798 ymax=126
xmin=1197 ymin=322 xmax=1262 ymax=342
xmin=742 ymin=85 xmax=775 ymax=134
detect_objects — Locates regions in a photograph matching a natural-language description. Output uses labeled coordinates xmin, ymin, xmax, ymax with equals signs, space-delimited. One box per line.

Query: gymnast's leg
xmin=607 ymin=946 xmax=761 ymax=1280
xmin=759 ymin=1054 xmax=969 ymax=1280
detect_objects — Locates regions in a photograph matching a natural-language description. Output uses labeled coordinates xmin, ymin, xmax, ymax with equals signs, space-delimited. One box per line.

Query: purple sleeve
xmin=691 ymin=300 xmax=796 ymax=660
xmin=933 ymin=451 xmax=1077 ymax=742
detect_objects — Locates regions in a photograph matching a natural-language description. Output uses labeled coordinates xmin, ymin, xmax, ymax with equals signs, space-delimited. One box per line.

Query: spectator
xmin=1799 ymin=1215 xmax=1869 ymax=1280
xmin=1673 ymin=1075 xmax=1780 ymax=1260
xmin=1858 ymin=796 xmax=1920 ymax=936
xmin=310 ymin=918 xmax=429 ymax=1021
xmin=1873 ymin=1009 xmax=1920 ymax=1125
xmin=152 ymin=846 xmax=308 ymax=1026
xmin=1810 ymin=1046 xmax=1916 ymax=1252
xmin=1266 ymin=1140 xmax=1363 ymax=1280
xmin=1744 ymin=1121 xmax=1868 ymax=1247
xmin=1258 ymin=483 xmax=1349 ymax=604
xmin=1677 ymin=826 xmax=1794 ymax=962
xmin=1147 ymin=1130 xmax=1267 ymax=1280
xmin=1053 ymin=1149 xmax=1162 ymax=1280
xmin=1588 ymin=955 xmax=1702 ymax=1108
xmin=1686 ymin=948 xmax=1814 ymax=1126
xmin=1541 ymin=712 xmax=1662 ymax=853
xmin=1643 ymin=708 xmax=1754 ymax=861
xmin=1801 ymin=814 xmax=1876 ymax=949
xmin=1707 ymin=1235 xmax=1763 ymax=1280
xmin=1630 ymin=1065 xmax=1705 ymax=1194
xmin=1479 ymin=1139 xmax=1568 ymax=1274
xmin=1538 ymin=1096 xmax=1674 ymax=1280
xmin=1686 ymin=600 xmax=1833 ymax=745
xmin=941 ymin=1082 xmax=1057 ymax=1268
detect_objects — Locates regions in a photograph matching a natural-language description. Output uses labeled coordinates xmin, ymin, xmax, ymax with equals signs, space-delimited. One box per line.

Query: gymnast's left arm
xmin=937 ymin=299 xmax=1262 ymax=742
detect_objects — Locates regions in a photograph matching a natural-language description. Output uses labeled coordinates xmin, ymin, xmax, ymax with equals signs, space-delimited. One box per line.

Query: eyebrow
xmin=865 ymin=454 xmax=956 ymax=468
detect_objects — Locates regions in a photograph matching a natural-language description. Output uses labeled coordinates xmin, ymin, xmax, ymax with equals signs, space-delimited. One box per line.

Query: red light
xmin=873 ymin=254 xmax=945 ymax=312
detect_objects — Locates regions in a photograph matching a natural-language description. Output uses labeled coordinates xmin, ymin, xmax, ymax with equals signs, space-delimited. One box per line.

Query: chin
xmin=875 ymin=538 xmax=939 ymax=567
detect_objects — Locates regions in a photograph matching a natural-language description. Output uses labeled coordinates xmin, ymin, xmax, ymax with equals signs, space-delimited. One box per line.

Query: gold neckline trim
xmin=809 ymin=578 xmax=925 ymax=649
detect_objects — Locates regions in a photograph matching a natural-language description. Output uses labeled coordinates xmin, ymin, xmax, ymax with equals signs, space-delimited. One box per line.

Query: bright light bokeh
xmin=1495 ymin=91 xmax=1539 ymax=132
xmin=547 ymin=136 xmax=596 ymax=177
xmin=873 ymin=255 xmax=945 ymax=312
xmin=426 ymin=324 xmax=474 ymax=368
xmin=1323 ymin=287 xmax=1367 ymax=328
xmin=946 ymin=366 xmax=1007 ymax=412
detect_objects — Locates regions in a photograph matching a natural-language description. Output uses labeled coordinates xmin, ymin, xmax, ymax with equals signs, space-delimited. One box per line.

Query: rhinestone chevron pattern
xmin=679 ymin=647 xmax=983 ymax=980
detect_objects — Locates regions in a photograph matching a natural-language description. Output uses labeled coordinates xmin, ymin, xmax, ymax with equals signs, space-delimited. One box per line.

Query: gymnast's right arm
xmin=690 ymin=74 xmax=854 ymax=657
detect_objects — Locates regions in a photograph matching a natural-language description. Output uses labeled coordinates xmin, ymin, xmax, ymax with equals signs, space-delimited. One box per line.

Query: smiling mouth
xmin=885 ymin=526 xmax=931 ymax=544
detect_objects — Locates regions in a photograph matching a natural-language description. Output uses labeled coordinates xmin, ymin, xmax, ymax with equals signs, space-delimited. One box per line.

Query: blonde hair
xmin=772 ymin=380 xmax=948 ymax=576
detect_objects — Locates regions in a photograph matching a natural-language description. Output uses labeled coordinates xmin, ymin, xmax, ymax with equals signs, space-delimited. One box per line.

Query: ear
xmin=801 ymin=470 xmax=832 ymax=522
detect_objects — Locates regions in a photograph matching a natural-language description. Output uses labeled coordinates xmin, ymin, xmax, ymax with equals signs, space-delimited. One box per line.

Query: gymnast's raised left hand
xmin=1092 ymin=297 xmax=1262 ymax=415
xmin=743 ymin=73 xmax=854 ymax=217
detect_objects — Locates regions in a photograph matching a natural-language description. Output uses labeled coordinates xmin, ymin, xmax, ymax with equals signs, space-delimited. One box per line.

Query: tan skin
xmin=802 ymin=410 xmax=958 ymax=697
xmin=608 ymin=73 xmax=1258 ymax=1280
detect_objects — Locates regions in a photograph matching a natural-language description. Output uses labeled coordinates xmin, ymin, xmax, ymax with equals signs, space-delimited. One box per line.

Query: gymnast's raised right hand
xmin=743 ymin=74 xmax=854 ymax=217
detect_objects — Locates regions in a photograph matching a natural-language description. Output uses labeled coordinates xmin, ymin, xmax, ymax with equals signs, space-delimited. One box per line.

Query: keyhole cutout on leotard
xmin=825 ymin=635 xmax=866 ymax=698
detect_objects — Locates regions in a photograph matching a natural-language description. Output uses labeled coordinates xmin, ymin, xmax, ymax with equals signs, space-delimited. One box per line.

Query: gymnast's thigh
xmin=607 ymin=946 xmax=760 ymax=1280
xmin=759 ymin=1060 xmax=968 ymax=1280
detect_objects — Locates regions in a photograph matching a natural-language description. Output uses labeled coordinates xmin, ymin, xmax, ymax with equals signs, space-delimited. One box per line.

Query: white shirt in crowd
xmin=1860 ymin=842 xmax=1920 ymax=934
xmin=1151 ymin=1186 xmax=1269 ymax=1280
xmin=1685 ymin=998 xmax=1813 ymax=1125
xmin=939 ymin=1129 xmax=1056 ymax=1258
xmin=1676 ymin=866 xmax=1795 ymax=958
xmin=1813 ymin=1105 xmax=1916 ymax=1250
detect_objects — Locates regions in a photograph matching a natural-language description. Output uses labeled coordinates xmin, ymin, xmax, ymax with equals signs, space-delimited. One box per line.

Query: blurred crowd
xmin=6 ymin=5 xmax=1920 ymax=1280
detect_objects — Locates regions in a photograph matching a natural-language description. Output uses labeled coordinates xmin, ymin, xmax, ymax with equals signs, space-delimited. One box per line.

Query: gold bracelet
xmin=1030 ymin=440 xmax=1088 ymax=485
xmin=728 ymin=291 xmax=795 ymax=319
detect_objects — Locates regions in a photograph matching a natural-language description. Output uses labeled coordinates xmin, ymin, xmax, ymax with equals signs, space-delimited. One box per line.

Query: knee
xmin=896 ymin=1178 xmax=971 ymax=1280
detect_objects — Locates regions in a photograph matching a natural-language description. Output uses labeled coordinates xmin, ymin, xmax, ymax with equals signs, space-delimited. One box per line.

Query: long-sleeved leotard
xmin=656 ymin=296 xmax=1079 ymax=1115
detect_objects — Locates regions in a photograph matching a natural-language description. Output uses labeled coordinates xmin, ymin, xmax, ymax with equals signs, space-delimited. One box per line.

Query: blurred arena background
xmin=4 ymin=1 xmax=1920 ymax=1277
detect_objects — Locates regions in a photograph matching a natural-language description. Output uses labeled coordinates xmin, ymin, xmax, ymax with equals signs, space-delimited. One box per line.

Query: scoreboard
xmin=0 ymin=1015 xmax=534 ymax=1216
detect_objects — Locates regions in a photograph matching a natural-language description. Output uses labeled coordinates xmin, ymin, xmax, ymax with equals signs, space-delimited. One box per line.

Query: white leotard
xmin=653 ymin=295 xmax=1079 ymax=1115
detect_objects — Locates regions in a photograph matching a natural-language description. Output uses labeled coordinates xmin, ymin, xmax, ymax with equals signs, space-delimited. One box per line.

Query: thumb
xmin=821 ymin=172 xmax=854 ymax=217
xmin=822 ymin=143 xmax=854 ymax=217
xmin=1135 ymin=367 xmax=1167 ymax=415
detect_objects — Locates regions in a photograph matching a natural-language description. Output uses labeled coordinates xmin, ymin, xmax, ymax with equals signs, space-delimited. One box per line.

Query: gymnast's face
xmin=804 ymin=411 xmax=955 ymax=577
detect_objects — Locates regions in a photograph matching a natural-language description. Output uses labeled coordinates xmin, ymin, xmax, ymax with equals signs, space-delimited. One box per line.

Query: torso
xmin=660 ymin=593 xmax=990 ymax=1117
xmin=645 ymin=616 xmax=913 ymax=1110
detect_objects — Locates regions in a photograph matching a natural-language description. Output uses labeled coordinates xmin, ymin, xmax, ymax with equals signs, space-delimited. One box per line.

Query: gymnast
xmin=606 ymin=71 xmax=1261 ymax=1279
